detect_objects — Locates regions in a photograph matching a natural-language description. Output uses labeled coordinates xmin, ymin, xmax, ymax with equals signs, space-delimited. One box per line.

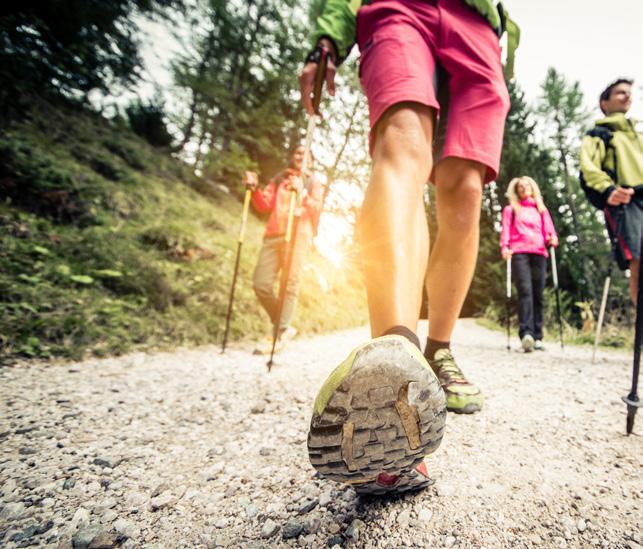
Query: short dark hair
xmin=599 ymin=78 xmax=633 ymax=103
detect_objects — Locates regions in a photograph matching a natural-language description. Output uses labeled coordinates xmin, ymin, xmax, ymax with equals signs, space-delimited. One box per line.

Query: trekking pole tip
xmin=622 ymin=395 xmax=641 ymax=435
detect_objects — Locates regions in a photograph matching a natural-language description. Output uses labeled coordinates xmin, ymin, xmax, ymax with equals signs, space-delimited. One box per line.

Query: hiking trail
xmin=1 ymin=320 xmax=641 ymax=548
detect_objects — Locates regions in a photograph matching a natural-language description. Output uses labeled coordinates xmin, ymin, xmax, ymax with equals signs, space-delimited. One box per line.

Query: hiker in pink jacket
xmin=500 ymin=176 xmax=558 ymax=352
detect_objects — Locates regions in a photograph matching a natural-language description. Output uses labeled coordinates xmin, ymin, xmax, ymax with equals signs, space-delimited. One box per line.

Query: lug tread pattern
xmin=307 ymin=339 xmax=446 ymax=495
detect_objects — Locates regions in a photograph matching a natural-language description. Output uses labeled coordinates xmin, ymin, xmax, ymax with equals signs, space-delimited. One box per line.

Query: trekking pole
xmin=267 ymin=47 xmax=329 ymax=371
xmin=506 ymin=257 xmax=511 ymax=351
xmin=623 ymin=262 xmax=643 ymax=435
xmin=550 ymin=246 xmax=564 ymax=349
xmin=592 ymin=265 xmax=612 ymax=364
xmin=221 ymin=188 xmax=252 ymax=353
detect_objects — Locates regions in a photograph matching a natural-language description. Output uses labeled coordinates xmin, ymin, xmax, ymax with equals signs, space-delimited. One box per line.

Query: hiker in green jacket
xmin=300 ymin=0 xmax=517 ymax=495
xmin=580 ymin=78 xmax=643 ymax=304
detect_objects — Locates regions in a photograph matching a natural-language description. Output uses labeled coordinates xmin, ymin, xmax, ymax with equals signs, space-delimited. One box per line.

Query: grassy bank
xmin=0 ymin=101 xmax=367 ymax=362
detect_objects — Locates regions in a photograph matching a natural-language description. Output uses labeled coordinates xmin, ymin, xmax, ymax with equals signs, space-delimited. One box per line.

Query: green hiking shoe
xmin=252 ymin=326 xmax=297 ymax=355
xmin=429 ymin=348 xmax=483 ymax=414
xmin=307 ymin=335 xmax=447 ymax=495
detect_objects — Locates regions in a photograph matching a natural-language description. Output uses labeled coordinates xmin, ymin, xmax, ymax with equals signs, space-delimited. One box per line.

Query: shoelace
xmin=433 ymin=351 xmax=469 ymax=385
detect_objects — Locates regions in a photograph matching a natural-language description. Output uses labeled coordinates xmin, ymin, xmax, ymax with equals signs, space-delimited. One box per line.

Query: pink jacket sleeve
xmin=542 ymin=208 xmax=558 ymax=245
xmin=500 ymin=205 xmax=513 ymax=251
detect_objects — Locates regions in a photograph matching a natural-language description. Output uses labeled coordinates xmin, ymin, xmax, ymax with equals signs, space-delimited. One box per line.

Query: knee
xmin=373 ymin=105 xmax=433 ymax=171
xmin=437 ymin=160 xmax=484 ymax=203
xmin=253 ymin=277 xmax=271 ymax=298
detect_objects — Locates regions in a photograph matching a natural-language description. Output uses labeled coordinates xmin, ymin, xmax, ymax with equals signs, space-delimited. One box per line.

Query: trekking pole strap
xmin=506 ymin=258 xmax=511 ymax=298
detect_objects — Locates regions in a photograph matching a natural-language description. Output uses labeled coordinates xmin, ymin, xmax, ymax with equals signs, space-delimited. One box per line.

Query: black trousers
xmin=512 ymin=253 xmax=547 ymax=340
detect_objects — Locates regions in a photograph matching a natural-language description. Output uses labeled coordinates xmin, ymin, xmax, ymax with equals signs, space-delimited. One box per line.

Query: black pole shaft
xmin=506 ymin=258 xmax=511 ymax=351
xmin=221 ymin=242 xmax=243 ymax=353
xmin=267 ymin=215 xmax=300 ymax=370
xmin=625 ymin=261 xmax=643 ymax=434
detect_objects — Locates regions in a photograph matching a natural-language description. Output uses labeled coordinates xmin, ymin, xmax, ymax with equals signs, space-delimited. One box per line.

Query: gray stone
xmin=150 ymin=482 xmax=169 ymax=498
xmin=261 ymin=519 xmax=279 ymax=538
xmin=70 ymin=507 xmax=91 ymax=532
xmin=319 ymin=491 xmax=333 ymax=508
xmin=113 ymin=518 xmax=139 ymax=539
xmin=397 ymin=509 xmax=411 ymax=527
xmin=93 ymin=456 xmax=122 ymax=468
xmin=150 ymin=491 xmax=175 ymax=511
xmin=244 ymin=504 xmax=259 ymax=519
xmin=345 ymin=518 xmax=365 ymax=541
xmin=214 ymin=518 xmax=229 ymax=529
xmin=297 ymin=498 xmax=319 ymax=514
xmin=88 ymin=529 xmax=119 ymax=548
xmin=64 ymin=478 xmax=77 ymax=490
xmin=417 ymin=508 xmax=433 ymax=523
xmin=0 ymin=502 xmax=31 ymax=521
xmin=72 ymin=524 xmax=102 ymax=549
xmin=444 ymin=535 xmax=456 ymax=548
xmin=18 ymin=446 xmax=37 ymax=455
xmin=282 ymin=517 xmax=304 ymax=539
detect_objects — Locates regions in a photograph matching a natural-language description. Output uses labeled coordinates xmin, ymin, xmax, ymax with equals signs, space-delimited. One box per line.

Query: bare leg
xmin=426 ymin=158 xmax=485 ymax=342
xmin=630 ymin=259 xmax=639 ymax=306
xmin=358 ymin=103 xmax=435 ymax=337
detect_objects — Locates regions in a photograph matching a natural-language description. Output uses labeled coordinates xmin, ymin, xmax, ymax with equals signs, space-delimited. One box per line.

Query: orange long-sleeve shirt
xmin=251 ymin=168 xmax=323 ymax=238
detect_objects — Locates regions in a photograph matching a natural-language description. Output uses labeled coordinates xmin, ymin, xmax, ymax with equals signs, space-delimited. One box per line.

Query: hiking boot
xmin=521 ymin=334 xmax=535 ymax=353
xmin=252 ymin=326 xmax=298 ymax=355
xmin=307 ymin=335 xmax=446 ymax=496
xmin=429 ymin=349 xmax=483 ymax=414
xmin=534 ymin=339 xmax=545 ymax=351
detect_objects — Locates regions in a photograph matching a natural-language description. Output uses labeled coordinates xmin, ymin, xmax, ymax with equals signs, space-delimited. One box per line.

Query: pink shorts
xmin=357 ymin=0 xmax=510 ymax=183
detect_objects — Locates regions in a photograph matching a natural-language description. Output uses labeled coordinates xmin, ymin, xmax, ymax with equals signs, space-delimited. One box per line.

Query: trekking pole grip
xmin=312 ymin=47 xmax=329 ymax=116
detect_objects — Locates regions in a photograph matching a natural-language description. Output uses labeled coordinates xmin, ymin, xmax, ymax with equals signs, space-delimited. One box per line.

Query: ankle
xmin=382 ymin=325 xmax=420 ymax=350
xmin=424 ymin=338 xmax=450 ymax=361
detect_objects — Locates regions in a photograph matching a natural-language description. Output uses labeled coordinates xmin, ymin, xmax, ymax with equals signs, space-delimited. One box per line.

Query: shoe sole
xmin=307 ymin=336 xmax=446 ymax=496
xmin=522 ymin=337 xmax=535 ymax=353
xmin=448 ymin=402 xmax=482 ymax=414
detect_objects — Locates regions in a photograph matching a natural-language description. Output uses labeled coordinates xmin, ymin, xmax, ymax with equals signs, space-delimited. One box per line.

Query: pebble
xmin=113 ymin=518 xmax=139 ymax=539
xmin=436 ymin=482 xmax=456 ymax=497
xmin=282 ymin=517 xmax=304 ymax=539
xmin=444 ymin=535 xmax=456 ymax=547
xmin=397 ymin=509 xmax=411 ymax=527
xmin=150 ymin=491 xmax=175 ymax=511
xmin=0 ymin=324 xmax=636 ymax=548
xmin=261 ymin=519 xmax=279 ymax=538
xmin=297 ymin=498 xmax=319 ymax=514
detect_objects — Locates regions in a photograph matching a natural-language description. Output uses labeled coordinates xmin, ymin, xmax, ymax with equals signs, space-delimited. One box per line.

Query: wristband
xmin=305 ymin=45 xmax=326 ymax=65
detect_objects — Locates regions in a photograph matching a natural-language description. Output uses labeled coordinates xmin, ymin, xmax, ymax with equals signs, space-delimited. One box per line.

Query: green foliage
xmin=0 ymin=0 xmax=185 ymax=108
xmin=172 ymin=0 xmax=308 ymax=185
xmin=0 ymin=101 xmax=367 ymax=362
xmin=126 ymin=97 xmax=174 ymax=148
xmin=470 ymin=75 xmax=631 ymax=346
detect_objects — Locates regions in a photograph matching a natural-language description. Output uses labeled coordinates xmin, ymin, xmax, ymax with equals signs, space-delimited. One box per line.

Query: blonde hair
xmin=506 ymin=176 xmax=546 ymax=213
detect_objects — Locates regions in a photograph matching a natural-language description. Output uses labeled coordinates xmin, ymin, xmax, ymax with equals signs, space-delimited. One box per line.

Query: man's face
xmin=290 ymin=146 xmax=305 ymax=170
xmin=601 ymin=83 xmax=632 ymax=115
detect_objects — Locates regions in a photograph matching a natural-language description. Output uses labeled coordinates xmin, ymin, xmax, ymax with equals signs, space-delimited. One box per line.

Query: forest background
xmin=0 ymin=0 xmax=641 ymax=361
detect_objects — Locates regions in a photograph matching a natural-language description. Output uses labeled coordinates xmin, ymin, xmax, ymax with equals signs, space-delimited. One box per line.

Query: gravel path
xmin=1 ymin=320 xmax=641 ymax=549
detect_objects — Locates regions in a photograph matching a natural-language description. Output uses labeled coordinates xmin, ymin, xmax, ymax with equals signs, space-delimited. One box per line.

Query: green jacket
xmin=579 ymin=113 xmax=643 ymax=201
xmin=311 ymin=0 xmax=520 ymax=77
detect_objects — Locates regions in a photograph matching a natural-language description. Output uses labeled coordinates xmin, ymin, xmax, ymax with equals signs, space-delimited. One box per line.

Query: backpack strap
xmin=586 ymin=125 xmax=617 ymax=182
